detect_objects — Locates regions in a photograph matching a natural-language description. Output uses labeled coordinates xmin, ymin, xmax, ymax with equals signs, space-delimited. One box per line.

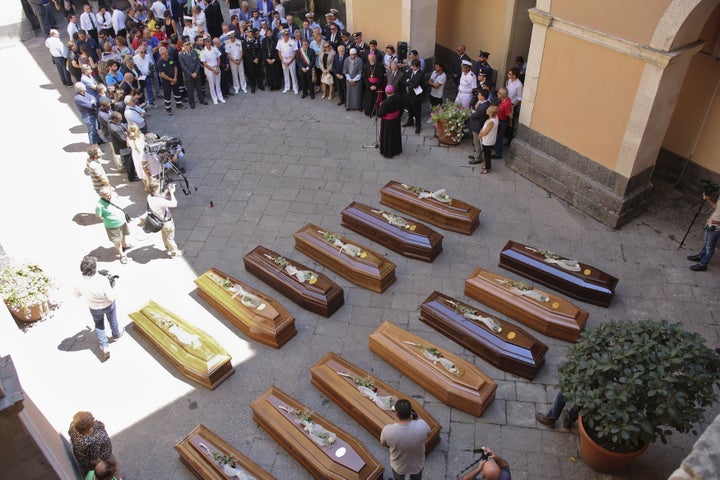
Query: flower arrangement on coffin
xmin=371 ymin=209 xmax=417 ymax=231
xmin=400 ymin=183 xmax=452 ymax=203
xmin=337 ymin=371 xmax=397 ymax=410
xmin=445 ymin=299 xmax=502 ymax=333
xmin=207 ymin=272 xmax=267 ymax=310
xmin=280 ymin=405 xmax=337 ymax=447
xmin=198 ymin=443 xmax=257 ymax=480
xmin=525 ymin=246 xmax=581 ymax=272
xmin=318 ymin=230 xmax=367 ymax=258
xmin=430 ymin=100 xmax=472 ymax=144
xmin=264 ymin=253 xmax=318 ymax=284
xmin=495 ymin=278 xmax=550 ymax=303
xmin=405 ymin=341 xmax=465 ymax=377
xmin=0 ymin=262 xmax=56 ymax=321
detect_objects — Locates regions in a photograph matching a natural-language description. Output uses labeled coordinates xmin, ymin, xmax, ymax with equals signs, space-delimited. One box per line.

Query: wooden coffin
xmin=129 ymin=300 xmax=234 ymax=390
xmin=174 ymin=424 xmax=276 ymax=480
xmin=340 ymin=202 xmax=443 ymax=262
xmin=464 ymin=268 xmax=588 ymax=342
xmin=250 ymin=386 xmax=384 ymax=480
xmin=368 ymin=321 xmax=497 ymax=416
xmin=418 ymin=291 xmax=548 ymax=380
xmin=243 ymin=245 xmax=344 ymax=317
xmin=379 ymin=180 xmax=480 ymax=235
xmin=293 ymin=224 xmax=396 ymax=293
xmin=498 ymin=240 xmax=618 ymax=308
xmin=194 ymin=268 xmax=296 ymax=349
xmin=310 ymin=352 xmax=442 ymax=454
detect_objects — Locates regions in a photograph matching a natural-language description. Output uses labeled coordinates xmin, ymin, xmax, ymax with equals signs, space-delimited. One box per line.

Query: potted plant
xmin=0 ymin=263 xmax=55 ymax=322
xmin=430 ymin=100 xmax=471 ymax=145
xmin=557 ymin=319 xmax=720 ymax=473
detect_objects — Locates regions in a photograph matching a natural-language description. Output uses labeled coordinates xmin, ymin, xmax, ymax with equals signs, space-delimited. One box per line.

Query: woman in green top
xmin=95 ymin=186 xmax=132 ymax=264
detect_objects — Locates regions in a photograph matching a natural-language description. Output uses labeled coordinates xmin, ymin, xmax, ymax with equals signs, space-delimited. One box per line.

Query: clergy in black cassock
xmin=377 ymin=85 xmax=403 ymax=159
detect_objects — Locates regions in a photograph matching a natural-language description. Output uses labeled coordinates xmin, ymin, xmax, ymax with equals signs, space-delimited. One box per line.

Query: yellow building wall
xmin=530 ymin=29 xmax=644 ymax=170
xmin=349 ymin=0 xmax=402 ymax=55
xmin=550 ymin=0 xmax=671 ymax=46
xmin=436 ymin=0 xmax=508 ymax=66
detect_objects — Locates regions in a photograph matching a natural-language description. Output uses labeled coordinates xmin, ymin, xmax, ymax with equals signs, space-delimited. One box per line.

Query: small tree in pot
xmin=557 ymin=320 xmax=720 ymax=472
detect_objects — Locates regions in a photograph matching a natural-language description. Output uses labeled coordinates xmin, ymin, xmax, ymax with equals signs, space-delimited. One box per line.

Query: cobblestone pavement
xmin=1 ymin=33 xmax=719 ymax=480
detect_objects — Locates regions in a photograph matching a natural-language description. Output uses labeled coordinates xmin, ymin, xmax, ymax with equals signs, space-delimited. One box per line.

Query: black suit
xmin=468 ymin=100 xmax=490 ymax=133
xmin=332 ymin=53 xmax=347 ymax=103
xmin=296 ymin=48 xmax=316 ymax=97
xmin=204 ymin=0 xmax=224 ymax=39
xmin=403 ymin=68 xmax=424 ymax=128
xmin=108 ymin=120 xmax=137 ymax=180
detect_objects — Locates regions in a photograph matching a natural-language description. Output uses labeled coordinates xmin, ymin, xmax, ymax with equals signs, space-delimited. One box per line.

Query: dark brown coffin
xmin=418 ymin=291 xmax=548 ymax=380
xmin=250 ymin=386 xmax=384 ymax=480
xmin=379 ymin=180 xmax=480 ymax=235
xmin=310 ymin=352 xmax=442 ymax=454
xmin=129 ymin=301 xmax=235 ymax=390
xmin=293 ymin=224 xmax=396 ymax=293
xmin=368 ymin=321 xmax=497 ymax=416
xmin=174 ymin=424 xmax=276 ymax=480
xmin=464 ymin=268 xmax=588 ymax=342
xmin=498 ymin=240 xmax=618 ymax=308
xmin=194 ymin=268 xmax=297 ymax=349
xmin=340 ymin=202 xmax=443 ymax=262
xmin=243 ymin=245 xmax=344 ymax=317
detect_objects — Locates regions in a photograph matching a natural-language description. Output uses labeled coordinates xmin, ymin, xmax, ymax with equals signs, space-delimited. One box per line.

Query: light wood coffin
xmin=340 ymin=202 xmax=443 ymax=262
xmin=194 ymin=268 xmax=297 ymax=349
xmin=250 ymin=386 xmax=384 ymax=480
xmin=379 ymin=180 xmax=480 ymax=235
xmin=368 ymin=321 xmax=497 ymax=416
xmin=310 ymin=352 xmax=442 ymax=454
xmin=418 ymin=291 xmax=548 ymax=380
xmin=129 ymin=300 xmax=235 ymax=390
xmin=243 ymin=245 xmax=344 ymax=317
xmin=464 ymin=268 xmax=588 ymax=342
xmin=498 ymin=240 xmax=618 ymax=308
xmin=174 ymin=424 xmax=276 ymax=480
xmin=293 ymin=224 xmax=396 ymax=293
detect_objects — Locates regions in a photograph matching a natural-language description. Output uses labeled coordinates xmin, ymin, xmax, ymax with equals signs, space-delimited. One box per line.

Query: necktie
xmin=90 ymin=13 xmax=99 ymax=31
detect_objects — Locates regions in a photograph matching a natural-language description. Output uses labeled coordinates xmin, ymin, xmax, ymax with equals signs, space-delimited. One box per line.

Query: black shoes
xmin=492 ymin=154 xmax=502 ymax=159
xmin=337 ymin=100 xmax=344 ymax=106
xmin=687 ymin=254 xmax=701 ymax=262
xmin=199 ymin=100 xmax=209 ymax=105
xmin=415 ymin=127 xmax=421 ymax=134
xmin=535 ymin=412 xmax=555 ymax=429
xmin=190 ymin=103 xmax=196 ymax=109
xmin=468 ymin=159 xmax=482 ymax=165
xmin=301 ymin=93 xmax=308 ymax=98
xmin=403 ymin=121 xmax=414 ymax=127
xmin=690 ymin=264 xmax=707 ymax=271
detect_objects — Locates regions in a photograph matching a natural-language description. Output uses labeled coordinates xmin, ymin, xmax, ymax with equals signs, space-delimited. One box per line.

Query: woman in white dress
xmin=126 ymin=123 xmax=149 ymax=191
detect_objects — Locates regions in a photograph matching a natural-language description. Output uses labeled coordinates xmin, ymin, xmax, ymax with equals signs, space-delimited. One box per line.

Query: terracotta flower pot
xmin=436 ymin=120 xmax=460 ymax=145
xmin=578 ymin=416 xmax=648 ymax=474
xmin=5 ymin=300 xmax=51 ymax=322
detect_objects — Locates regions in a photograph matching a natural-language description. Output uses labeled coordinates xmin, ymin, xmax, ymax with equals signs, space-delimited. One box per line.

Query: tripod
xmin=362 ymin=90 xmax=384 ymax=149
xmin=678 ymin=198 xmax=707 ymax=250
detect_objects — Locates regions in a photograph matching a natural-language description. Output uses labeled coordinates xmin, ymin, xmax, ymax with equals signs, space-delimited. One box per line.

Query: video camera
xmin=98 ymin=269 xmax=119 ymax=288
xmin=472 ymin=447 xmax=490 ymax=461
xmin=702 ymin=179 xmax=720 ymax=197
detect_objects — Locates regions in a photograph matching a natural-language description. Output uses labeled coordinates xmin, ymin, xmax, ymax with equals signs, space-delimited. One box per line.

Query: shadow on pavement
xmin=72 ymin=212 xmax=102 ymax=226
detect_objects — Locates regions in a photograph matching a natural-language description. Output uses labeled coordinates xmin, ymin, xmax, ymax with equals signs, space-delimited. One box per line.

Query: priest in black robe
xmin=377 ymin=85 xmax=403 ymax=158
xmin=362 ymin=52 xmax=386 ymax=116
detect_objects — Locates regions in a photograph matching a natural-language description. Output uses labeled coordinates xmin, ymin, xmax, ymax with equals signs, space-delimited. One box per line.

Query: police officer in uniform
xmin=243 ymin=27 xmax=263 ymax=92
xmin=156 ymin=46 xmax=186 ymax=115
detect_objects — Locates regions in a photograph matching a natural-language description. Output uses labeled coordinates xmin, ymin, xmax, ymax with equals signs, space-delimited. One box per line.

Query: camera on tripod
xmin=702 ymin=179 xmax=719 ymax=197
xmin=473 ymin=447 xmax=490 ymax=461
xmin=98 ymin=269 xmax=119 ymax=288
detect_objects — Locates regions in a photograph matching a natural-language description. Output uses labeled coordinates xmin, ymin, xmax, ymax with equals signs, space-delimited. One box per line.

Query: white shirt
xmin=507 ymin=78 xmax=523 ymax=104
xmin=133 ymin=52 xmax=154 ymax=76
xmin=183 ymin=25 xmax=198 ymax=43
xmin=429 ymin=70 xmax=446 ymax=98
xmin=80 ymin=11 xmax=98 ymax=31
xmin=225 ymin=39 xmax=243 ymax=62
xmin=67 ymin=21 xmax=78 ymax=39
xmin=147 ymin=192 xmax=177 ymax=220
xmin=193 ymin=10 xmax=206 ymax=29
xmin=45 ymin=35 xmax=67 ymax=57
xmin=74 ymin=274 xmax=115 ymax=310
xmin=458 ymin=71 xmax=477 ymax=94
xmin=481 ymin=116 xmax=499 ymax=146
xmin=276 ymin=38 xmax=297 ymax=62
xmin=97 ymin=11 xmax=112 ymax=29
xmin=111 ymin=9 xmax=126 ymax=34
xmin=125 ymin=105 xmax=146 ymax=128
xmin=150 ymin=1 xmax=167 ymax=19
xmin=200 ymin=46 xmax=221 ymax=68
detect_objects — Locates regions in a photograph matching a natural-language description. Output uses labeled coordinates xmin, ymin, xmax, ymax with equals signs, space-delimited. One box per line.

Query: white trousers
xmin=230 ymin=61 xmax=247 ymax=92
xmin=204 ymin=68 xmax=223 ymax=102
xmin=281 ymin=60 xmax=298 ymax=92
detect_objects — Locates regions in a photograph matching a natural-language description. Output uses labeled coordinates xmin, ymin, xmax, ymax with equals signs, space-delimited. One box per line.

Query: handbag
xmin=101 ymin=197 xmax=131 ymax=223
xmin=144 ymin=201 xmax=166 ymax=233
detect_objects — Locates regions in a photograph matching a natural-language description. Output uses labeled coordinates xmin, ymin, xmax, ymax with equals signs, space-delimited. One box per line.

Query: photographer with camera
xmin=687 ymin=187 xmax=720 ymax=272
xmin=380 ymin=399 xmax=431 ymax=480
xmin=460 ymin=447 xmax=511 ymax=480
xmin=73 ymin=255 xmax=122 ymax=361
xmin=147 ymin=180 xmax=182 ymax=258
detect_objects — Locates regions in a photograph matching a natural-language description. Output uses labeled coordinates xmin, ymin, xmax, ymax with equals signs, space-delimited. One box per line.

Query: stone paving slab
xmin=0 ymin=32 xmax=718 ymax=480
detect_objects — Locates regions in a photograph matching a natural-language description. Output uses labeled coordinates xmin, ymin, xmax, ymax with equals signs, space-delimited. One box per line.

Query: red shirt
xmin=497 ymin=97 xmax=512 ymax=121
